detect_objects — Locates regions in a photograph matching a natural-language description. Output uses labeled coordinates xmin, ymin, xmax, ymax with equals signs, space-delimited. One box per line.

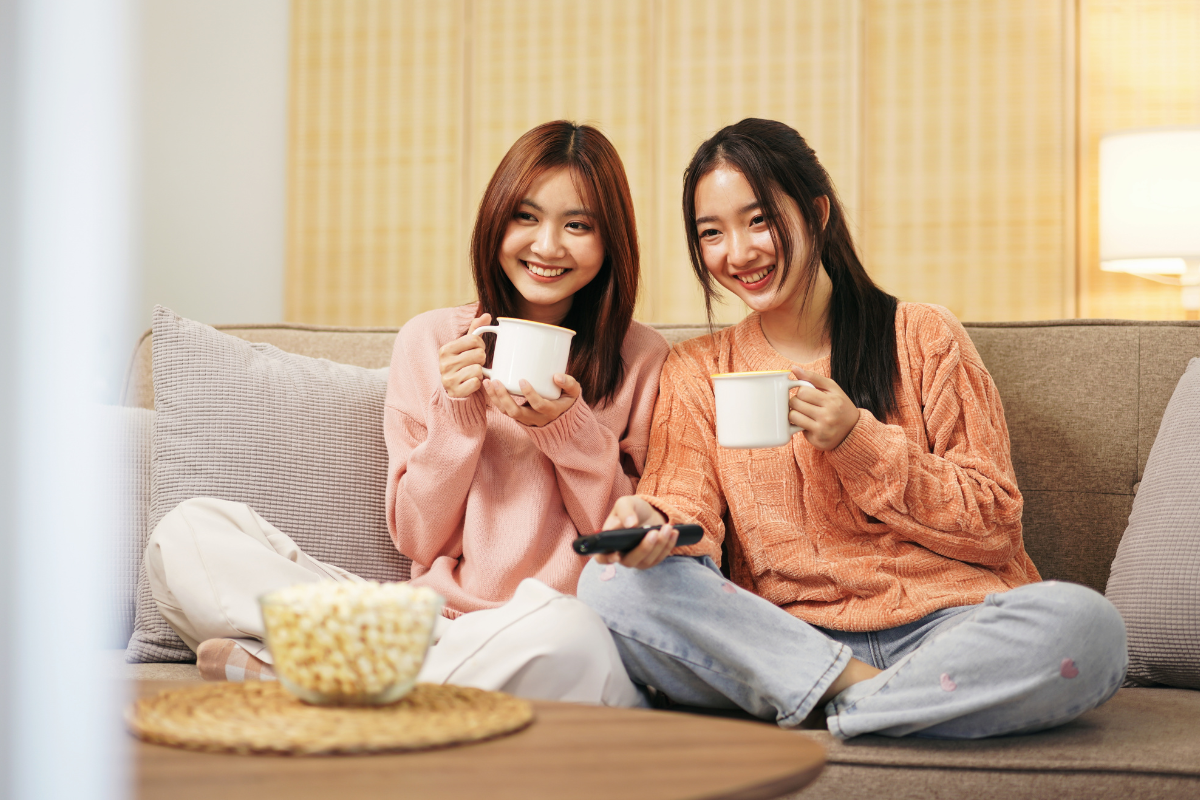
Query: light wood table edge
xmin=131 ymin=680 xmax=827 ymax=800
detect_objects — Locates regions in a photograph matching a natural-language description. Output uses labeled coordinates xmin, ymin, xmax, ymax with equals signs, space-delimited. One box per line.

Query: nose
xmin=727 ymin=229 xmax=753 ymax=268
xmin=531 ymin=222 xmax=565 ymax=259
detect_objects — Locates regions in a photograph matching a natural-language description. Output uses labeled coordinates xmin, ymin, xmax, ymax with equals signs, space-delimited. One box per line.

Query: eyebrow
xmin=519 ymin=199 xmax=595 ymax=218
xmin=694 ymin=200 xmax=762 ymax=226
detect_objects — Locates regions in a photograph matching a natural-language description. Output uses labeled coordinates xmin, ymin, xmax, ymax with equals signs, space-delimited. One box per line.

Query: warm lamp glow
xmin=1100 ymin=258 xmax=1187 ymax=275
xmin=1099 ymin=126 xmax=1200 ymax=311
xmin=1100 ymin=127 xmax=1200 ymax=265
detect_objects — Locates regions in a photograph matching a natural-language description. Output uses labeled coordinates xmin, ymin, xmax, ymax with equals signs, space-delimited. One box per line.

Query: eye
xmin=566 ymin=220 xmax=592 ymax=232
xmin=698 ymin=227 xmax=720 ymax=239
xmin=750 ymin=214 xmax=766 ymax=227
xmin=515 ymin=211 xmax=537 ymax=223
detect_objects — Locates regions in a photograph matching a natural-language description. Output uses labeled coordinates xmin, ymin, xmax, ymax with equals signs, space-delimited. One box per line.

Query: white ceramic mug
xmin=711 ymin=370 xmax=814 ymax=449
xmin=475 ymin=317 xmax=575 ymax=399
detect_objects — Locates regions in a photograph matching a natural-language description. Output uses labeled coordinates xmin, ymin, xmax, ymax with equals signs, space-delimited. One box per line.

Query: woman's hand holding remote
xmin=592 ymin=496 xmax=677 ymax=570
xmin=438 ymin=314 xmax=492 ymax=398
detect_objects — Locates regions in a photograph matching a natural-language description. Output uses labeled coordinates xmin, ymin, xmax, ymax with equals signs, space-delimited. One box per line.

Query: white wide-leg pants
xmin=145 ymin=497 xmax=645 ymax=707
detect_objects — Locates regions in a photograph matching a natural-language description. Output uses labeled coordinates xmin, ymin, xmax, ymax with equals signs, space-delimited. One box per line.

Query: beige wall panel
xmin=287 ymin=0 xmax=465 ymax=325
xmin=465 ymin=0 xmax=654 ymax=317
xmin=861 ymin=0 xmax=1072 ymax=322
xmin=652 ymin=0 xmax=862 ymax=324
xmin=1078 ymin=1 xmax=1200 ymax=320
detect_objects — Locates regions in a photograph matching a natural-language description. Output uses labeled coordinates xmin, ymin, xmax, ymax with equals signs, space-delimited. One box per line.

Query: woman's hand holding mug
xmin=485 ymin=373 xmax=581 ymax=427
xmin=591 ymin=496 xmax=678 ymax=570
xmin=438 ymin=314 xmax=492 ymax=398
xmin=787 ymin=367 xmax=860 ymax=451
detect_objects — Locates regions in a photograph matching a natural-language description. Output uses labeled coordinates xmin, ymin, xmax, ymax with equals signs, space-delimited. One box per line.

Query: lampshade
xmin=1099 ymin=127 xmax=1200 ymax=275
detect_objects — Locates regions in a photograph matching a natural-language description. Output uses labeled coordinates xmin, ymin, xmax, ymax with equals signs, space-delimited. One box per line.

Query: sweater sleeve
xmin=825 ymin=312 xmax=1024 ymax=566
xmin=384 ymin=327 xmax=489 ymax=570
xmin=632 ymin=347 xmax=728 ymax=563
xmin=524 ymin=329 xmax=670 ymax=536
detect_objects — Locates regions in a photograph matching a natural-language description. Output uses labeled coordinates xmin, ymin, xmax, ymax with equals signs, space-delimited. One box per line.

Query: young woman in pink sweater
xmin=382 ymin=121 xmax=668 ymax=703
xmin=146 ymin=122 xmax=668 ymax=705
xmin=578 ymin=118 xmax=1127 ymax=735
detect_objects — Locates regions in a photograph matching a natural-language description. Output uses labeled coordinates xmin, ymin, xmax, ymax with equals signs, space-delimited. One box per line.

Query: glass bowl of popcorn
xmin=259 ymin=581 xmax=443 ymax=706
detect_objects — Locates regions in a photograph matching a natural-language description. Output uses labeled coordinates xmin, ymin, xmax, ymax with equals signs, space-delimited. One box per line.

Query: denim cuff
xmin=777 ymin=641 xmax=853 ymax=728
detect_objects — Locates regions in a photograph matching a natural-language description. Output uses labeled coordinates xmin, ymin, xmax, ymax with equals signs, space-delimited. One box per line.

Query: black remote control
xmin=572 ymin=524 xmax=703 ymax=555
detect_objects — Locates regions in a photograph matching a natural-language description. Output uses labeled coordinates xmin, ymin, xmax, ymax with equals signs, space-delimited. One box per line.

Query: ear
xmin=816 ymin=196 xmax=831 ymax=231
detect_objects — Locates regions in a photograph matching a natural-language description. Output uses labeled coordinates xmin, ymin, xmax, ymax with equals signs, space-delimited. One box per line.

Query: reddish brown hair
xmin=470 ymin=121 xmax=639 ymax=406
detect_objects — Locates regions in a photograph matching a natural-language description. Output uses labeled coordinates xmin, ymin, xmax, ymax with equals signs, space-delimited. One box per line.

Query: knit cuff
xmin=635 ymin=495 xmax=716 ymax=560
xmin=826 ymin=408 xmax=897 ymax=480
xmin=524 ymin=394 xmax=592 ymax=453
xmin=431 ymin=386 xmax=488 ymax=432
xmin=635 ymin=494 xmax=685 ymax=526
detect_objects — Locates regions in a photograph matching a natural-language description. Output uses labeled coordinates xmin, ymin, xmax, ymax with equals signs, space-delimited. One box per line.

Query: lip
xmin=732 ymin=265 xmax=776 ymax=292
xmin=523 ymin=260 xmax=572 ymax=283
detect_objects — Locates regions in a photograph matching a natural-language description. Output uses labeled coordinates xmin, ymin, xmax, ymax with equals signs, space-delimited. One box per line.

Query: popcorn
xmin=260 ymin=581 xmax=443 ymax=705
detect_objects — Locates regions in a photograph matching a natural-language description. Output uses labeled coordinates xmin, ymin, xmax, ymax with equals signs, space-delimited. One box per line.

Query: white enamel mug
xmin=475 ymin=317 xmax=575 ymax=399
xmin=711 ymin=370 xmax=814 ymax=449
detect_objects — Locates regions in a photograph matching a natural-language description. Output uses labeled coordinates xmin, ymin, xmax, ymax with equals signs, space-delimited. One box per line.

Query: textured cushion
xmin=126 ymin=307 xmax=410 ymax=663
xmin=99 ymin=405 xmax=154 ymax=648
xmin=1105 ymin=357 xmax=1200 ymax=688
xmin=799 ymin=687 xmax=1200 ymax=779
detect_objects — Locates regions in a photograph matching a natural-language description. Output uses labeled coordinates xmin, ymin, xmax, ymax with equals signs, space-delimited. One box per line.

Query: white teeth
xmin=527 ymin=263 xmax=566 ymax=277
xmin=737 ymin=267 xmax=774 ymax=284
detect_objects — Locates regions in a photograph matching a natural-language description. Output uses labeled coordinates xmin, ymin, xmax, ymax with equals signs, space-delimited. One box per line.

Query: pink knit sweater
xmin=384 ymin=304 xmax=670 ymax=617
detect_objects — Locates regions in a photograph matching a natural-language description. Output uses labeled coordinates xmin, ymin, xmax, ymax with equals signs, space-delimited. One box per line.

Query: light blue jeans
xmin=577 ymin=556 xmax=1127 ymax=739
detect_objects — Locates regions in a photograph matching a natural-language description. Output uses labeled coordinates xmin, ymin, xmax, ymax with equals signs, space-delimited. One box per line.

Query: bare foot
xmin=818 ymin=657 xmax=882 ymax=706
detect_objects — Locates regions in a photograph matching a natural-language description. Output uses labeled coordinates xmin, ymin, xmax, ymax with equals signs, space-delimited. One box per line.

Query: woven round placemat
xmin=128 ymin=682 xmax=535 ymax=756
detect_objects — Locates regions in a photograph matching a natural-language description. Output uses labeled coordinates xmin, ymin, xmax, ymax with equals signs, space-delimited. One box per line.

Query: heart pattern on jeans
xmin=939 ymin=673 xmax=957 ymax=692
xmin=1060 ymin=658 xmax=1080 ymax=679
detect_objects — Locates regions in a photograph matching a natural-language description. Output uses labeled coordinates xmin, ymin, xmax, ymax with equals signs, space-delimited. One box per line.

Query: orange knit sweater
xmin=641 ymin=303 xmax=1040 ymax=632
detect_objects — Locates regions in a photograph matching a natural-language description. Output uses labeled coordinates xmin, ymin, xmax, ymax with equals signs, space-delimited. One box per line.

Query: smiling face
xmin=693 ymin=165 xmax=816 ymax=317
xmin=498 ymin=167 xmax=606 ymax=325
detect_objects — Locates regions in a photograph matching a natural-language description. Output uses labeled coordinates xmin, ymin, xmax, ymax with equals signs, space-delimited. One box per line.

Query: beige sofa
xmin=119 ymin=317 xmax=1200 ymax=799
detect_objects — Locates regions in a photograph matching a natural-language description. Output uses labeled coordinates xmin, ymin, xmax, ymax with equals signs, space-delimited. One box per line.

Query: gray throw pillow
xmin=126 ymin=307 xmax=410 ymax=663
xmin=98 ymin=404 xmax=154 ymax=648
xmin=1105 ymin=357 xmax=1200 ymax=688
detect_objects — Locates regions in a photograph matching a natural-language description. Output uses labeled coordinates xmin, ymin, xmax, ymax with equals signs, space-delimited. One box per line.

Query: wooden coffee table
xmin=133 ymin=680 xmax=825 ymax=800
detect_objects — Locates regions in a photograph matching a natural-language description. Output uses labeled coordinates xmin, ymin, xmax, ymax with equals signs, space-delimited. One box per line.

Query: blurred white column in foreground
xmin=3 ymin=0 xmax=134 ymax=798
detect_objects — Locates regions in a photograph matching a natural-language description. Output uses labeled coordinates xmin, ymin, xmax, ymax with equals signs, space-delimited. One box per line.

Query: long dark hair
xmin=682 ymin=118 xmax=899 ymax=422
xmin=471 ymin=121 xmax=638 ymax=407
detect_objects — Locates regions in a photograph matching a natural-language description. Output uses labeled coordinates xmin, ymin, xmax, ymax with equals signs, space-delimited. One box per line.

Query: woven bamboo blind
xmin=860 ymin=0 xmax=1075 ymax=322
xmin=286 ymin=0 xmax=467 ymax=325
xmin=287 ymin=0 xmax=862 ymax=326
xmin=1077 ymin=0 xmax=1200 ymax=320
xmin=286 ymin=0 xmax=1196 ymax=326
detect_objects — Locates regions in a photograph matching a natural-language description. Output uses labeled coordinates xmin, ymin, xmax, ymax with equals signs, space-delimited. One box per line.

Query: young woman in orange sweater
xmin=577 ymin=118 xmax=1127 ymax=737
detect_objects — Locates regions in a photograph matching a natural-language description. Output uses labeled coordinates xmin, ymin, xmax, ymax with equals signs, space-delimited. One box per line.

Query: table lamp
xmin=1099 ymin=126 xmax=1200 ymax=312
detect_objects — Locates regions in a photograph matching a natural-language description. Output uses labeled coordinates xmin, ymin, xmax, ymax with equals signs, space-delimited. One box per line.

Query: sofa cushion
xmin=99 ymin=404 xmax=153 ymax=648
xmin=126 ymin=307 xmax=410 ymax=663
xmin=798 ymin=687 xmax=1200 ymax=777
xmin=961 ymin=321 xmax=1200 ymax=594
xmin=1105 ymin=357 xmax=1200 ymax=689
xmin=793 ymin=687 xmax=1200 ymax=799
